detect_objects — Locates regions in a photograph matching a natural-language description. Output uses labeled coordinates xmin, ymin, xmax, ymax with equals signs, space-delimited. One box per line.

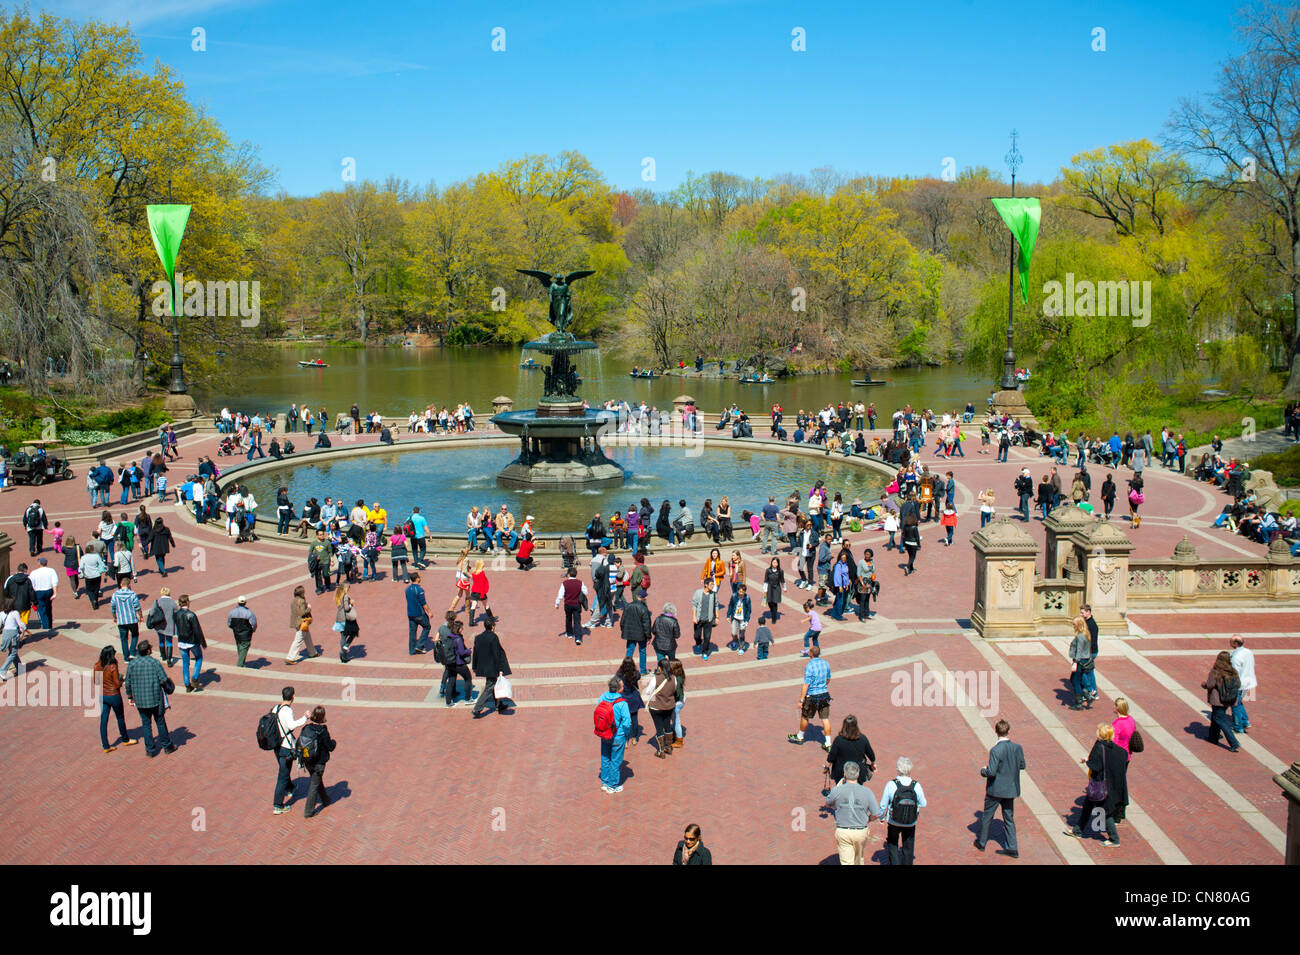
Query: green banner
xmin=991 ymin=197 xmax=1041 ymax=303
xmin=146 ymin=204 xmax=191 ymax=316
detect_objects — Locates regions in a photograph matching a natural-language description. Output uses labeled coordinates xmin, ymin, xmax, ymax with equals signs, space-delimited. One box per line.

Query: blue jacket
xmin=725 ymin=592 xmax=751 ymax=626
xmin=601 ymin=691 xmax=632 ymax=740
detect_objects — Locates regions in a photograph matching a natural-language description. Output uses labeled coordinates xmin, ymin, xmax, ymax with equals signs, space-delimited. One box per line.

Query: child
xmin=51 ymin=521 xmax=64 ymax=554
xmin=155 ymin=473 xmax=168 ymax=503
xmin=814 ymin=584 xmax=831 ymax=607
xmin=801 ymin=600 xmax=822 ymax=656
xmin=744 ymin=509 xmax=761 ymax=540
xmin=940 ymin=503 xmax=958 ymax=545
xmin=754 ymin=624 xmax=773 ymax=660
xmin=884 ymin=511 xmax=899 ymax=550
xmin=609 ymin=510 xmax=626 ymax=550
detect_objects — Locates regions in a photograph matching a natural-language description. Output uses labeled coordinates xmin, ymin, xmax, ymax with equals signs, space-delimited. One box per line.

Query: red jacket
xmin=471 ymin=571 xmax=489 ymax=595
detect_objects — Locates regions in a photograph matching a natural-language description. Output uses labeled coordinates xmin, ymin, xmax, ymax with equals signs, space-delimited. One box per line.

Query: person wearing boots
xmin=645 ymin=658 xmax=678 ymax=758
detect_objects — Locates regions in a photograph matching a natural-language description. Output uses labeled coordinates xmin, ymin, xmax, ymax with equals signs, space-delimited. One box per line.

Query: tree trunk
xmin=1285 ymin=236 xmax=1300 ymax=397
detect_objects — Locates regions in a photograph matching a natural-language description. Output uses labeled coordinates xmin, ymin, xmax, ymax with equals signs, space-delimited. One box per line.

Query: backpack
xmin=640 ymin=570 xmax=650 ymax=591
xmin=296 ymin=726 xmax=320 ymax=767
xmin=256 ymin=704 xmax=289 ymax=751
xmin=891 ymin=779 xmax=920 ymax=825
xmin=593 ymin=698 xmax=617 ymax=739
xmin=434 ymin=631 xmax=456 ymax=666
xmin=145 ymin=604 xmax=166 ymax=631
xmin=1218 ymin=673 xmax=1240 ymax=705
xmin=116 ymin=523 xmax=131 ymax=544
xmin=24 ymin=504 xmax=41 ymax=528
xmin=402 ymin=520 xmax=415 ymax=537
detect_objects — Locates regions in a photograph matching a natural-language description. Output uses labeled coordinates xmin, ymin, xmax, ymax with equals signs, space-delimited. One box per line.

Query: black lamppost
xmin=1000 ymin=131 xmax=1022 ymax=392
xmin=166 ymin=178 xmax=187 ymax=395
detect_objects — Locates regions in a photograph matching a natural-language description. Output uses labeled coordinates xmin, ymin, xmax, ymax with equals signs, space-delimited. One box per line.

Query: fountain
xmin=492 ymin=269 xmax=625 ymax=489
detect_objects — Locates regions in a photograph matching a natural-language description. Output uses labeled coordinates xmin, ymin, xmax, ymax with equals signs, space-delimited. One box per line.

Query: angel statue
xmin=517 ymin=269 xmax=595 ymax=334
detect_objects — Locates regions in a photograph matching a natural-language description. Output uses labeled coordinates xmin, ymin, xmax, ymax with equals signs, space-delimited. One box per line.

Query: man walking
xmin=555 ymin=566 xmax=587 ymax=645
xmin=29 ymin=557 xmax=58 ymax=631
xmin=690 ymin=577 xmax=717 ymax=660
xmin=824 ymin=761 xmax=881 ymax=865
xmin=1079 ymin=604 xmax=1100 ymax=702
xmin=760 ymin=497 xmax=780 ymax=554
xmin=1014 ymin=468 xmax=1033 ymax=522
xmin=788 ymin=645 xmax=832 ymax=749
xmin=1229 ymin=634 xmax=1257 ymax=734
xmin=227 ymin=595 xmax=258 ymax=668
xmin=110 ymin=578 xmax=143 ymax=661
xmin=595 ymin=676 xmax=632 ymax=794
xmin=22 ymin=499 xmax=48 ymax=556
xmin=405 ymin=572 xmax=431 ymax=655
xmin=589 ymin=546 xmax=611 ymax=629
xmin=974 ymin=719 xmax=1026 ymax=858
xmin=122 ymin=640 xmax=175 ymax=757
xmin=470 ymin=616 xmax=512 ymax=717
xmin=879 ymin=756 xmax=927 ymax=865
xmin=271 ymin=686 xmax=308 ymax=814
xmin=620 ymin=587 xmax=653 ymax=673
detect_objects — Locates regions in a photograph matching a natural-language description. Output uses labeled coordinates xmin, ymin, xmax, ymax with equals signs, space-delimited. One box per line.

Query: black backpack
xmin=24 ymin=504 xmax=41 ymax=528
xmin=145 ymin=604 xmax=166 ymax=631
xmin=891 ymin=779 xmax=920 ymax=825
xmin=435 ymin=631 xmax=456 ymax=666
xmin=1218 ymin=673 xmax=1241 ymax=706
xmin=296 ymin=725 xmax=320 ymax=767
xmin=255 ymin=704 xmax=289 ymax=751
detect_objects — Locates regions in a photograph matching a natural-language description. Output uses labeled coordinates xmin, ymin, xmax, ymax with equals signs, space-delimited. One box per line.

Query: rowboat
xmin=629 ymin=371 xmax=661 ymax=379
xmin=298 ymin=360 xmax=329 ymax=368
xmin=851 ymin=379 xmax=887 ymax=386
xmin=737 ymin=376 xmax=774 ymax=384
xmin=520 ymin=359 xmax=541 ymax=369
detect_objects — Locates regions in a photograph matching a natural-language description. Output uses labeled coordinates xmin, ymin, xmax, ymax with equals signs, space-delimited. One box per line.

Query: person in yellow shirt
xmin=367 ymin=502 xmax=388 ymax=535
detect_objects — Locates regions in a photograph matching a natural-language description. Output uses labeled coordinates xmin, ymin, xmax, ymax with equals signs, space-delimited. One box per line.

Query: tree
xmin=311 ymin=183 xmax=402 ymax=343
xmin=1168 ymin=3 xmax=1300 ymax=393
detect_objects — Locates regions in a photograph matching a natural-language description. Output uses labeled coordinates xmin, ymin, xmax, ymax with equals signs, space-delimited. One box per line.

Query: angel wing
xmin=563 ymin=270 xmax=595 ymax=284
xmin=516 ymin=269 xmax=555 ymax=288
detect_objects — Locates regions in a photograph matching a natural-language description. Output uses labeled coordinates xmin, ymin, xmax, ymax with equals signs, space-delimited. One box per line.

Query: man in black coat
xmin=619 ymin=589 xmax=653 ymax=674
xmin=22 ymin=499 xmax=48 ymax=556
xmin=470 ymin=617 xmax=512 ymax=717
xmin=3 ymin=564 xmax=36 ymax=627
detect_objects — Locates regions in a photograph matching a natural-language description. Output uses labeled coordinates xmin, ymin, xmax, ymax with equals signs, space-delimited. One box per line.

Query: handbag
xmin=494 ymin=675 xmax=513 ymax=700
xmin=1085 ymin=765 xmax=1108 ymax=802
xmin=1129 ymin=728 xmax=1145 ymax=754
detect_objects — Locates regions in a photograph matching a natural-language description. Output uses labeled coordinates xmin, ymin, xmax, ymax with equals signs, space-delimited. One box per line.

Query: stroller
xmin=217 ymin=436 xmax=236 ymax=456
xmin=558 ymin=535 xmax=577 ymax=573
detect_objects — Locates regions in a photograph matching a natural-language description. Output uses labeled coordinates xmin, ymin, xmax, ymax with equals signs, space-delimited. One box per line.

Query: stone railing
xmin=970 ymin=508 xmax=1300 ymax=637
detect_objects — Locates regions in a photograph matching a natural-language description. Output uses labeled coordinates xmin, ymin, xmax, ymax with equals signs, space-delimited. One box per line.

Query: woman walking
xmin=150 ymin=517 xmax=175 ymax=577
xmin=1063 ymin=722 xmax=1128 ymax=847
xmin=175 ymin=594 xmax=206 ymax=691
xmin=448 ymin=547 xmax=472 ymax=615
xmin=0 ymin=598 xmax=25 ymax=681
xmin=299 ymin=705 xmax=338 ymax=819
xmin=702 ymin=548 xmax=726 ymax=591
xmin=1200 ymin=650 xmax=1242 ymax=752
xmin=829 ymin=493 xmax=844 ymax=543
xmin=62 ymin=533 xmax=81 ymax=599
xmin=286 ymin=585 xmax=321 ymax=665
xmin=1101 ymin=474 xmax=1117 ymax=518
xmin=388 ymin=527 xmax=410 ymax=582
xmin=940 ymin=502 xmax=957 ymax=545
xmin=670 ymin=658 xmax=686 ymax=748
xmin=646 ymin=658 xmax=678 ymax=757
xmin=94 ymin=647 xmax=137 ymax=752
xmin=763 ymin=556 xmax=786 ymax=623
xmin=672 ymin=823 xmax=712 ymax=865
xmin=825 ymin=714 xmax=876 ymax=791
xmin=336 ymin=582 xmax=359 ymax=663
xmin=901 ymin=512 xmax=921 ymax=576
xmin=1127 ymin=474 xmax=1145 ymax=528
xmin=1111 ymin=697 xmax=1138 ymax=824
xmin=1068 ymin=615 xmax=1093 ymax=710
xmin=727 ymin=550 xmax=745 ymax=597
xmin=440 ymin=618 xmax=473 ymax=705
xmin=469 ymin=559 xmax=493 ymax=625
xmin=150 ymin=587 xmax=179 ymax=666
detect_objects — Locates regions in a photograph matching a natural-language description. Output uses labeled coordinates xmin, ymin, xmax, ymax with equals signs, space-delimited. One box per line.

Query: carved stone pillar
xmin=1043 ymin=504 xmax=1093 ymax=579
xmin=1266 ymin=537 xmax=1298 ymax=601
xmin=1077 ymin=520 xmax=1135 ymax=634
xmin=492 ymin=395 xmax=514 ymax=415
xmin=1171 ymin=536 xmax=1199 ymax=602
xmin=970 ymin=518 xmax=1040 ymax=638
xmin=1273 ymin=761 xmax=1300 ymax=865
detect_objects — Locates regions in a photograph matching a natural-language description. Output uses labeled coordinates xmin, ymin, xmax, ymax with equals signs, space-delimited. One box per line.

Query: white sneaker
xmin=612 ymin=785 xmax=624 ymax=793
xmin=601 ymin=785 xmax=614 ymax=794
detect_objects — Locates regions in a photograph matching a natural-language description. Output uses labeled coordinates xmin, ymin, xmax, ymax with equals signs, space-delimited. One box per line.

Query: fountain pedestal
xmin=492 ymin=332 xmax=625 ymax=490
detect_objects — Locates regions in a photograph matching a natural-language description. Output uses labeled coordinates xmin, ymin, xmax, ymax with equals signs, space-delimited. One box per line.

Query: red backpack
xmin=594 ymin=698 xmax=618 ymax=739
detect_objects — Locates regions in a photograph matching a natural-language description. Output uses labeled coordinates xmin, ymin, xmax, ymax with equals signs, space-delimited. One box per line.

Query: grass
xmin=1248 ymin=444 xmax=1300 ymax=489
xmin=1044 ymin=394 xmax=1286 ymax=451
xmin=0 ymin=387 xmax=169 ymax=450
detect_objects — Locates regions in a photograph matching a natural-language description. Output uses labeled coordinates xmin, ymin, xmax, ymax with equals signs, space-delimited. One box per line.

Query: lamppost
xmin=1000 ymin=130 xmax=1023 ymax=392
xmin=166 ymin=179 xmax=187 ymax=395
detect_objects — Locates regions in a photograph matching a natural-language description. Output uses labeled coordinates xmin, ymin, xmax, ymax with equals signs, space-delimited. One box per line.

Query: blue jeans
xmin=33 ymin=590 xmax=53 ymax=629
xmin=803 ymin=629 xmax=820 ymax=649
xmin=494 ymin=529 xmax=518 ymax=550
xmin=137 ymin=704 xmax=172 ymax=755
xmin=980 ymin=511 xmax=992 ymax=528
xmin=1039 ymin=502 xmax=1050 ymax=521
xmin=274 ymin=750 xmax=295 ymax=806
xmin=1207 ymin=705 xmax=1240 ymax=749
xmin=997 ymin=446 xmax=1008 ymax=462
xmin=757 ymin=642 xmax=769 ymax=659
xmin=831 ymin=590 xmax=847 ymax=619
xmin=1233 ymin=691 xmax=1250 ymax=731
xmin=1070 ymin=668 xmax=1085 ymax=698
xmin=467 ymin=530 xmax=478 ymax=548
xmin=1081 ymin=656 xmax=1098 ymax=695
xmin=408 ymin=614 xmax=430 ymax=654
xmin=100 ymin=693 xmax=129 ymax=748
xmin=182 ymin=646 xmax=203 ymax=686
xmin=362 ymin=555 xmax=377 ymax=579
xmin=118 ymin=624 xmax=138 ymax=660
xmin=625 ymin=642 xmax=647 ymax=674
xmin=1019 ymin=496 xmax=1030 ymax=521
xmin=600 ymin=736 xmax=625 ymax=788
xmin=629 ymin=532 xmax=640 ymax=555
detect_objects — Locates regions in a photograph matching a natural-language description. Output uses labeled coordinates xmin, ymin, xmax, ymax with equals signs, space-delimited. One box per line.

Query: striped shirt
xmin=110 ymin=588 xmax=141 ymax=625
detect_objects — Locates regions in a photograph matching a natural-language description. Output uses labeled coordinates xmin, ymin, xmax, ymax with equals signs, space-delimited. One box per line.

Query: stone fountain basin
xmin=493 ymin=408 xmax=616 ymax=434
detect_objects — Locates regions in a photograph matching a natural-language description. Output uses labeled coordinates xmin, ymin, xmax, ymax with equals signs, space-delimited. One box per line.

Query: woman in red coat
xmin=469 ymin=559 xmax=493 ymax=624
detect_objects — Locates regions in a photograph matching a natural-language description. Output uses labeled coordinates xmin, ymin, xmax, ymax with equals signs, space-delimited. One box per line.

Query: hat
xmin=525 ymin=515 xmax=534 ymax=522
xmin=637 ymin=588 xmax=647 ymax=599
xmin=237 ymin=595 xmax=247 ymax=605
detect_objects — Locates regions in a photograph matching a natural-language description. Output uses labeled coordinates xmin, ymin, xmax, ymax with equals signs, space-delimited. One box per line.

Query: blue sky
xmin=36 ymin=0 xmax=1243 ymax=196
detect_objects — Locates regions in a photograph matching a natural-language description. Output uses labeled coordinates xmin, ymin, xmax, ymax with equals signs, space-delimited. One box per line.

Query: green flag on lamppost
xmin=146 ymin=204 xmax=191 ymax=316
xmin=991 ymin=197 xmax=1041 ymax=304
